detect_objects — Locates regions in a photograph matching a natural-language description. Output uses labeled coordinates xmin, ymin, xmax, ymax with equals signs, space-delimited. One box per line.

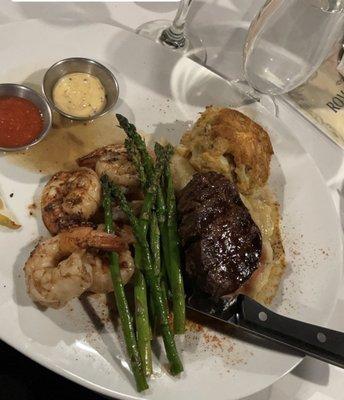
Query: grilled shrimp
xmin=88 ymin=250 xmax=135 ymax=293
xmin=24 ymin=226 xmax=128 ymax=309
xmin=77 ymin=145 xmax=140 ymax=191
xmin=41 ymin=168 xmax=101 ymax=235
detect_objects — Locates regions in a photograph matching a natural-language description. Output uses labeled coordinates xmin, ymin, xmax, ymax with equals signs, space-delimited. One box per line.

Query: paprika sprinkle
xmin=0 ymin=96 xmax=44 ymax=148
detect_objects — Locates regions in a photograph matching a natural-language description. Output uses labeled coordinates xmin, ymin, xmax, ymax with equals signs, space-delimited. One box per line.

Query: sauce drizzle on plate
xmin=5 ymin=112 xmax=125 ymax=174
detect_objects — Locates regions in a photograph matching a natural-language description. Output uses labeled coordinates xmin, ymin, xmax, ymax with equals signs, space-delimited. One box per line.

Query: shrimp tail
xmin=77 ymin=145 xmax=125 ymax=169
xmin=86 ymin=231 xmax=128 ymax=252
xmin=76 ymin=150 xmax=98 ymax=169
xmin=59 ymin=226 xmax=127 ymax=253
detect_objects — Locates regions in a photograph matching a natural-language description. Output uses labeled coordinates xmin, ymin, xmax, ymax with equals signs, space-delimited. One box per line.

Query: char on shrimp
xmin=77 ymin=144 xmax=140 ymax=192
xmin=41 ymin=167 xmax=101 ymax=235
xmin=24 ymin=226 xmax=134 ymax=309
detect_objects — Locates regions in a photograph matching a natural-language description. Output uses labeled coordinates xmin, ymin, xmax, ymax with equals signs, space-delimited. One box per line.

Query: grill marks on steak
xmin=178 ymin=172 xmax=262 ymax=298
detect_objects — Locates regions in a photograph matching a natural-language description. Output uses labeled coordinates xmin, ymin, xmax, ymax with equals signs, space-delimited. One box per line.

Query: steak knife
xmin=186 ymin=293 xmax=344 ymax=368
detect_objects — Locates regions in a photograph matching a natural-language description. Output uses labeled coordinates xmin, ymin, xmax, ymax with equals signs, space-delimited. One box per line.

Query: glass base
xmin=136 ymin=19 xmax=207 ymax=64
xmin=234 ymin=80 xmax=279 ymax=117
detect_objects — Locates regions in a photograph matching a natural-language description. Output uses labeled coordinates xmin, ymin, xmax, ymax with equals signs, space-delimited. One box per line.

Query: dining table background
xmin=0 ymin=1 xmax=343 ymax=399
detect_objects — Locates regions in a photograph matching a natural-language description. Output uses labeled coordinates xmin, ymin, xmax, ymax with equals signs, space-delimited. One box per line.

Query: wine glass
xmin=136 ymin=0 xmax=207 ymax=63
xmin=243 ymin=0 xmax=344 ymax=109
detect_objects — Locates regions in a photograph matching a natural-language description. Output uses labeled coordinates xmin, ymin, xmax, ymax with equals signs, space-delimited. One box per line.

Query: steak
xmin=178 ymin=172 xmax=262 ymax=298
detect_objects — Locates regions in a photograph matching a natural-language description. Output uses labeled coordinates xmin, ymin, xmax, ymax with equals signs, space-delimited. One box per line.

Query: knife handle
xmin=235 ymin=294 xmax=344 ymax=368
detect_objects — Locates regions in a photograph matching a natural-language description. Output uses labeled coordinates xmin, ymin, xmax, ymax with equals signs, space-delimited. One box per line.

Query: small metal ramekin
xmin=42 ymin=57 xmax=119 ymax=122
xmin=0 ymin=83 xmax=52 ymax=152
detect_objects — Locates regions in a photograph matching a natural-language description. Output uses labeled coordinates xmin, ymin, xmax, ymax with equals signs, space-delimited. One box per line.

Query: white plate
xmin=0 ymin=19 xmax=342 ymax=400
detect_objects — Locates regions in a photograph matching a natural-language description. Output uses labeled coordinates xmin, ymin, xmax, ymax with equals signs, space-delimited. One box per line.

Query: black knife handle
xmin=235 ymin=294 xmax=344 ymax=368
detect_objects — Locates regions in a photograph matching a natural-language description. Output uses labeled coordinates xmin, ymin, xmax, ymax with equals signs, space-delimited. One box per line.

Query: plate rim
xmin=0 ymin=18 xmax=342 ymax=400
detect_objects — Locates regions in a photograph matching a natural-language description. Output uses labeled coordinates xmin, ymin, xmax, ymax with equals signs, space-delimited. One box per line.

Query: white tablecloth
xmin=1 ymin=1 xmax=344 ymax=399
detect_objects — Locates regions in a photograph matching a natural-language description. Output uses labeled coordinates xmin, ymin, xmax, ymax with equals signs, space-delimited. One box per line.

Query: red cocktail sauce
xmin=0 ymin=96 xmax=44 ymax=148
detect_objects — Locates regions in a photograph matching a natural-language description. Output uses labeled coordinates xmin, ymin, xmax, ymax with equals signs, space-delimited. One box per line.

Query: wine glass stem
xmin=160 ymin=0 xmax=193 ymax=48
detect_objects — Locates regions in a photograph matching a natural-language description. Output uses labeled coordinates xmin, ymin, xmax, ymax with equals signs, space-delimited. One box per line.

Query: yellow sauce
xmin=53 ymin=73 xmax=106 ymax=118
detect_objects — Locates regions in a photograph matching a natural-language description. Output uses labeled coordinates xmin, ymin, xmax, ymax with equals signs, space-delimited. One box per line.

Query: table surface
xmin=0 ymin=1 xmax=343 ymax=400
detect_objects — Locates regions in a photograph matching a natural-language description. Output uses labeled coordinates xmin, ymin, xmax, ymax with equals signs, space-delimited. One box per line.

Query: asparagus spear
xmin=110 ymin=181 xmax=183 ymax=376
xmin=125 ymin=138 xmax=147 ymax=189
xmin=134 ymin=264 xmax=152 ymax=377
xmin=165 ymin=147 xmax=186 ymax=334
xmin=150 ymin=213 xmax=162 ymax=284
xmin=150 ymin=212 xmax=170 ymax=326
xmin=154 ymin=143 xmax=170 ymax=273
xmin=118 ymin=114 xmax=165 ymax=213
xmin=125 ymin=137 xmax=152 ymax=375
xmin=134 ymin=239 xmax=152 ymax=377
xmin=149 ymin=212 xmax=160 ymax=332
xmin=101 ymin=176 xmax=148 ymax=392
xmin=117 ymin=114 xmax=154 ymax=185
xmin=155 ymin=143 xmax=186 ymax=334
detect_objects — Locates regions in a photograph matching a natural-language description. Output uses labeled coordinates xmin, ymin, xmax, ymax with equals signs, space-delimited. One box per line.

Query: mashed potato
xmin=240 ymin=188 xmax=286 ymax=304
